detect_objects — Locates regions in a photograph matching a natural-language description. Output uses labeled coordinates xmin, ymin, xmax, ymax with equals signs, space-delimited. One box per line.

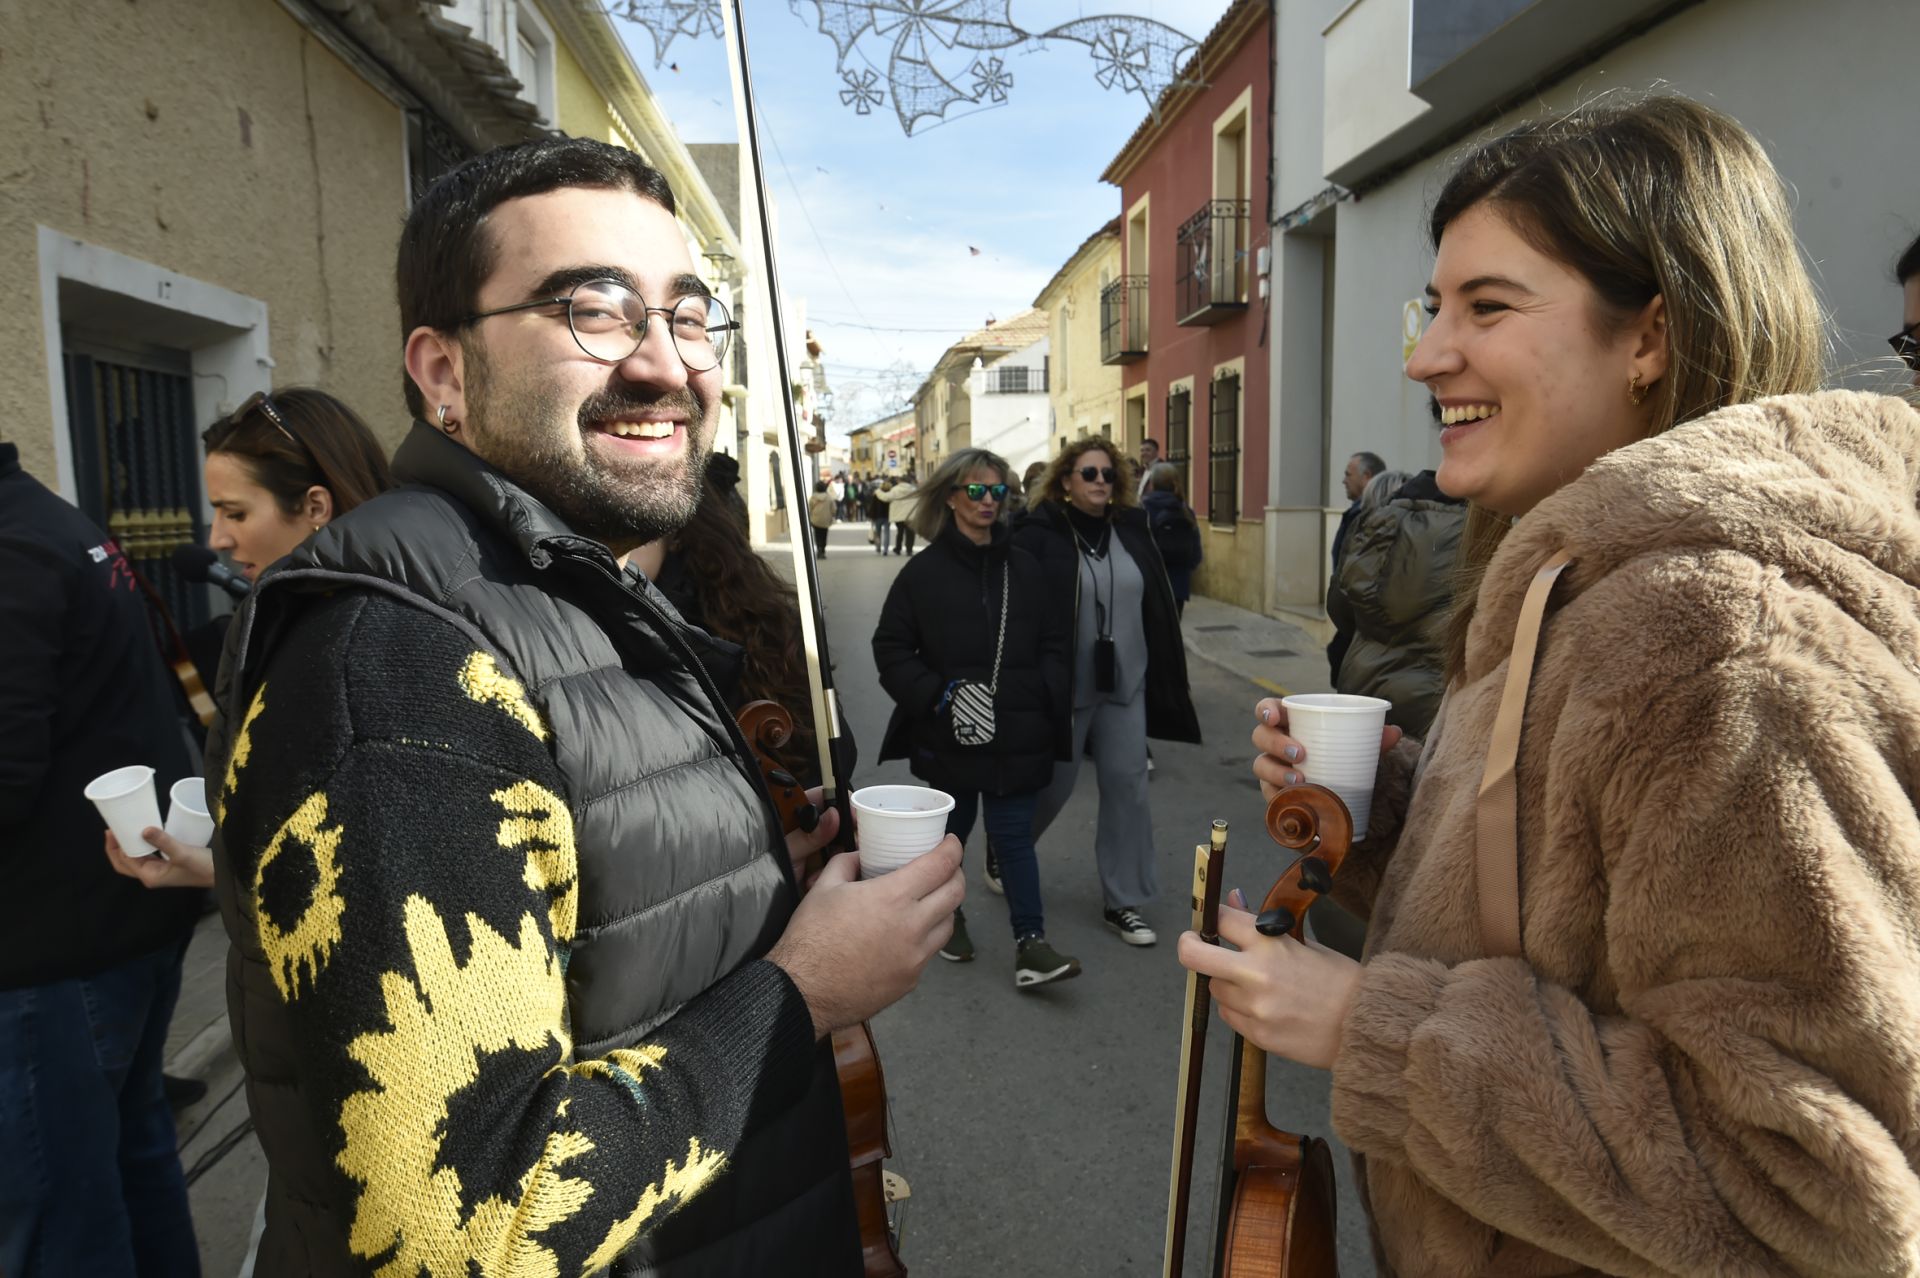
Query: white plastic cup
xmin=165 ymin=777 xmax=214 ymax=848
xmin=1281 ymin=694 xmax=1393 ymax=838
xmin=85 ymin=765 xmax=163 ymax=857
xmin=851 ymin=785 xmax=956 ymax=878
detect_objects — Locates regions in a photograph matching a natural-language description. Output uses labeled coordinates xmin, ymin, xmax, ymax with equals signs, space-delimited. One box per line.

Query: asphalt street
xmin=810 ymin=523 xmax=1377 ymax=1276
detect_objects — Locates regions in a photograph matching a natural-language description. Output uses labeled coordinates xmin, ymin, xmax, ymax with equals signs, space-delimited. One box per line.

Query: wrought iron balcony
xmin=981 ymin=364 xmax=1049 ymax=394
xmin=1176 ymin=200 xmax=1250 ymax=325
xmin=1100 ymin=275 xmax=1148 ymax=364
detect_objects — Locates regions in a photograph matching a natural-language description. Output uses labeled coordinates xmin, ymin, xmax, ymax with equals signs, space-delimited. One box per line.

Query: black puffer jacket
xmin=872 ymin=523 xmax=1068 ymax=794
xmin=1010 ymin=501 xmax=1201 ymax=746
xmin=1326 ymin=470 xmax=1465 ymax=737
xmin=206 ymin=422 xmax=856 ymax=1276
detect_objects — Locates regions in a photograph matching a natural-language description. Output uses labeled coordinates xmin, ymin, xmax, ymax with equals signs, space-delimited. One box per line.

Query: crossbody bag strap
xmin=986 ymin=560 xmax=1009 ymax=695
xmin=1474 ymin=549 xmax=1572 ymax=958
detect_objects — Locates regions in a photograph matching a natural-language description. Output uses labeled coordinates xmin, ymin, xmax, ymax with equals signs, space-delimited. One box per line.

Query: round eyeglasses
xmin=464 ymin=278 xmax=739 ymax=373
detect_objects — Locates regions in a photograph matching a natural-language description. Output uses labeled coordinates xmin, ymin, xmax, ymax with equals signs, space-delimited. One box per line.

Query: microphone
xmin=172 ymin=543 xmax=251 ymax=600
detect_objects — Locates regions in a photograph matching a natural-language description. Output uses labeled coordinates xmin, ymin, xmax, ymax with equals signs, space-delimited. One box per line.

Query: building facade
xmin=1262 ymin=0 xmax=1918 ymax=630
xmin=966 ymin=336 xmax=1052 ymax=476
xmin=1 ymin=0 xmax=740 ymax=623
xmin=1102 ymin=0 xmax=1273 ymax=612
xmin=912 ymin=309 xmax=1050 ymax=472
xmin=1034 ymin=218 xmax=1125 ymax=458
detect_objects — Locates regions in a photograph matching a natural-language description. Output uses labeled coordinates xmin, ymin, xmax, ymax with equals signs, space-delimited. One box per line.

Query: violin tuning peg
xmin=768 ymin=769 xmax=798 ymax=788
xmin=1298 ymin=856 xmax=1333 ymax=896
xmin=1255 ymin=907 xmax=1296 ymax=937
xmin=796 ymin=804 xmax=820 ymax=834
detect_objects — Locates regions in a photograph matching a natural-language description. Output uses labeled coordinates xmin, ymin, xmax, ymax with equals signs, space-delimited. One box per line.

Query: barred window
xmin=1165 ymin=388 xmax=1192 ymax=496
xmin=1208 ymin=373 xmax=1240 ymax=528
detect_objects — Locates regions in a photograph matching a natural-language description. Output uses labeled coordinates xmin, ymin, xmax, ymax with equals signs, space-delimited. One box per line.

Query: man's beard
xmin=461 ymin=339 xmax=713 ymax=553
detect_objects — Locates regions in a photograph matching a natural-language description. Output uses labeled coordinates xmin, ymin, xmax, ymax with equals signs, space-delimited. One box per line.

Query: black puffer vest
xmin=206 ymin=423 xmax=857 ymax=1275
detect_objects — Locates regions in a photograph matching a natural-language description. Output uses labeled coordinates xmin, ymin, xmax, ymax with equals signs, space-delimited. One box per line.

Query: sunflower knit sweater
xmin=215 ymin=589 xmax=817 ymax=1275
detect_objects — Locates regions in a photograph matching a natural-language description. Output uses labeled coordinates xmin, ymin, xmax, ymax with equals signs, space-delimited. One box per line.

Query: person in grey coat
xmin=1326 ymin=468 xmax=1465 ymax=738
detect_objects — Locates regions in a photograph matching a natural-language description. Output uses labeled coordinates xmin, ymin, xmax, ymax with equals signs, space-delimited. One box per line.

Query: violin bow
xmin=1163 ymin=819 xmax=1227 ymax=1277
xmin=720 ymin=0 xmax=854 ymax=849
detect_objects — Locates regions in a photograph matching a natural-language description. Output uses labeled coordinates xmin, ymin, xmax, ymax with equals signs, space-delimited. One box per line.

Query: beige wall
xmin=547 ymin=15 xmax=622 ymax=145
xmin=0 ymin=0 xmax=410 ymax=488
xmin=1038 ymin=237 xmax=1124 ymax=454
xmin=1194 ymin=521 xmax=1267 ymax=613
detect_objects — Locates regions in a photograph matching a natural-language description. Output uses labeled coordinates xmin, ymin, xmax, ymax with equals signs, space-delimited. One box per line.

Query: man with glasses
xmin=204 ymin=136 xmax=962 ymax=1276
xmin=1894 ymin=231 xmax=1920 ymax=389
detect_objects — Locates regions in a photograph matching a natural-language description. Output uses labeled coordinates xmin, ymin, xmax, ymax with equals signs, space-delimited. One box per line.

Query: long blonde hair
xmin=1432 ymin=94 xmax=1825 ymax=676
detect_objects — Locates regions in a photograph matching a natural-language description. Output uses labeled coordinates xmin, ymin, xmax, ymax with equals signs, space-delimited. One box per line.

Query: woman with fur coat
xmin=1179 ymin=95 xmax=1920 ymax=1275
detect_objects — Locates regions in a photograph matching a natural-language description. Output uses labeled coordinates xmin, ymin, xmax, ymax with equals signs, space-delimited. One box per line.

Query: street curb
xmin=168 ymin=1010 xmax=233 ymax=1085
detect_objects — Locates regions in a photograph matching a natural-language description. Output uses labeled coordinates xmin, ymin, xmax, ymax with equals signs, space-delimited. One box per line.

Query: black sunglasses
xmin=1078 ymin=466 xmax=1118 ymax=484
xmin=959 ymin=482 xmax=1009 ymax=502
xmin=1890 ymin=318 xmax=1920 ymax=372
xmin=226 ymin=391 xmax=312 ymax=462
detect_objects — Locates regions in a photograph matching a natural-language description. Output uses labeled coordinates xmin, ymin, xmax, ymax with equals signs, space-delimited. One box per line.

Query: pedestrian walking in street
xmin=881 ymin=470 xmax=920 ymax=554
xmin=0 ymin=444 xmax=204 ymax=1278
xmin=872 ymin=448 xmax=1076 ymax=987
xmin=1326 ymin=449 xmax=1386 ymax=680
xmin=864 ymin=474 xmax=891 ymax=553
xmin=1140 ymin=462 xmax=1201 ymax=617
xmin=1012 ymin=437 xmax=1200 ymax=947
xmin=203 ymin=134 xmax=962 ymax=1275
xmin=1198 ymin=94 xmax=1920 ymax=1275
xmin=1134 ymin=436 xmax=1160 ymax=498
xmin=808 ymin=477 xmax=835 ymax=557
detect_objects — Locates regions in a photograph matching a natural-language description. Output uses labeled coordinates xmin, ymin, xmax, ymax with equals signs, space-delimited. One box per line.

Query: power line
xmin=810 ymin=318 xmax=976 ymax=334
xmin=762 ymin=122 xmax=874 ymax=330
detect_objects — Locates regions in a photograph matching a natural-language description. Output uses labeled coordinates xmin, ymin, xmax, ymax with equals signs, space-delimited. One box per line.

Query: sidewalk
xmin=1177 ymin=591 xmax=1334 ymax=703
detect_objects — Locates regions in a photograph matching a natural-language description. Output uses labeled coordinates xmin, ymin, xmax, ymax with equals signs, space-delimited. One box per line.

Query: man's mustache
xmin=576 ymin=384 xmax=705 ymax=428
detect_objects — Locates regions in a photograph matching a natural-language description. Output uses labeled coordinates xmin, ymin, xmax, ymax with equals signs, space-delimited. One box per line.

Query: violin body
xmin=1210 ymin=785 xmax=1351 ymax=1278
xmin=738 ymin=701 xmax=907 ymax=1277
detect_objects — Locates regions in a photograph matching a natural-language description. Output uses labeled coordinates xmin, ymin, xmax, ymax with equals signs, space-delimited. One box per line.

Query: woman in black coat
xmin=872 ymin=448 xmax=1078 ymax=988
xmin=1010 ymin=437 xmax=1200 ymax=949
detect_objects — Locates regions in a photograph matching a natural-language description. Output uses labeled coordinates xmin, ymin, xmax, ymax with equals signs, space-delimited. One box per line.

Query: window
xmin=514 ymin=2 xmax=557 ymax=124
xmin=1208 ymin=373 xmax=1241 ymax=528
xmin=1166 ymin=387 xmax=1192 ymax=496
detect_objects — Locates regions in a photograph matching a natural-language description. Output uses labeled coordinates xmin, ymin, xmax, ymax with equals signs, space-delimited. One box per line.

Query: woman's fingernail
xmin=1283 ymin=746 xmax=1301 ymax=762
xmin=1258 ymin=706 xmax=1271 ymax=724
xmin=1229 ymin=888 xmax=1246 ymax=908
xmin=1285 ymin=772 xmax=1301 ymax=786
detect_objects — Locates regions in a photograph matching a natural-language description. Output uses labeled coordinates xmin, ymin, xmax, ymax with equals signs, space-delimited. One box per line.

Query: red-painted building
xmin=1100 ymin=0 xmax=1271 ymax=611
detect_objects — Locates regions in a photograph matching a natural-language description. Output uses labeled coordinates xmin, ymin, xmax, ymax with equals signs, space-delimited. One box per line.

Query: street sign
xmin=887 ymin=449 xmax=897 ymax=461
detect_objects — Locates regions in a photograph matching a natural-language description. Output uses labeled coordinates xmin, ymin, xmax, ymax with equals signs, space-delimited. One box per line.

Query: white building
xmin=1262 ymin=0 xmax=1916 ymax=627
xmin=967 ymin=336 xmax=1053 ymax=477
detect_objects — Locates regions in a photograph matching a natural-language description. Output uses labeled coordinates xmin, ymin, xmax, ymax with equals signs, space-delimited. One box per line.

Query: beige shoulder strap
xmin=1474 ymin=550 xmax=1572 ymax=958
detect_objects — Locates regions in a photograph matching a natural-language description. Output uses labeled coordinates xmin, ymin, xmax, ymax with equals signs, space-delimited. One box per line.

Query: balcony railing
xmin=1100 ymin=275 xmax=1148 ymax=364
xmin=1176 ymin=200 xmax=1250 ymax=325
xmin=981 ymin=364 xmax=1049 ymax=394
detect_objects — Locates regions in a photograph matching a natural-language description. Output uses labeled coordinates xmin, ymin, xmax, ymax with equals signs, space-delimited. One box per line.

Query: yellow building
xmin=0 ymin=0 xmax=738 ymax=626
xmin=1033 ymin=219 xmax=1126 ymax=456
xmin=912 ymin=308 xmax=1050 ymax=468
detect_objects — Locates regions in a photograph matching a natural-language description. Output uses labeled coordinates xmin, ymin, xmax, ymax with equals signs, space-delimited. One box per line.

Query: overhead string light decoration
xmin=610 ymin=0 xmax=1203 ymax=136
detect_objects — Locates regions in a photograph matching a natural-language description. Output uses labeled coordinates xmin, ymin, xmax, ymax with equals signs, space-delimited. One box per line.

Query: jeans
xmin=944 ymin=788 xmax=1044 ymax=939
xmin=813 ymin=524 xmax=830 ymax=556
xmin=0 ymin=941 xmax=201 ymax=1277
xmin=871 ymin=516 xmax=889 ymax=552
xmin=892 ymin=522 xmax=917 ymax=555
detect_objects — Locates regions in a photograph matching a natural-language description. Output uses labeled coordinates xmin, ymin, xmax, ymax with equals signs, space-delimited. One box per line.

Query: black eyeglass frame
xmin=1077 ymin=466 xmax=1119 ymax=484
xmin=1889 ymin=318 xmax=1920 ymax=372
xmin=958 ymin=482 xmax=1009 ymax=502
xmin=462 ymin=277 xmax=741 ymax=372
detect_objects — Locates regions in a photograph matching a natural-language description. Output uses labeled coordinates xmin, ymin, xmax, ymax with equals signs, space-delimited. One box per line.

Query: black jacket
xmin=206 ymin=422 xmax=856 ymax=1276
xmin=0 ymin=444 xmax=199 ymax=988
xmin=1009 ymin=501 xmax=1201 ymax=746
xmin=872 ymin=523 xmax=1068 ymax=794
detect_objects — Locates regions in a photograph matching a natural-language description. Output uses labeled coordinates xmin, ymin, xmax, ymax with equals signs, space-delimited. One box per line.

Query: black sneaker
xmin=1103 ymin=906 xmax=1157 ymax=946
xmin=1014 ymin=935 xmax=1081 ymax=989
xmin=939 ymin=908 xmax=975 ymax=962
xmin=163 ymin=1072 xmax=209 ymax=1110
xmin=983 ymin=837 xmax=1004 ymax=896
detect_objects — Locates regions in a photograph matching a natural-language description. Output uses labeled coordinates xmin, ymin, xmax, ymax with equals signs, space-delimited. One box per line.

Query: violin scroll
xmin=1252 ymin=785 xmax=1353 ymax=942
xmin=737 ymin=700 xmax=820 ymax=834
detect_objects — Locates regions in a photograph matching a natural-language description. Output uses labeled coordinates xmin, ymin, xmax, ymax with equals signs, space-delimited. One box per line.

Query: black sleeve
xmin=871 ymin=565 xmax=945 ymax=716
xmin=216 ymin=591 xmax=817 ymax=1272
xmin=1026 ymin=554 xmax=1071 ymax=720
xmin=0 ymin=540 xmax=65 ymax=825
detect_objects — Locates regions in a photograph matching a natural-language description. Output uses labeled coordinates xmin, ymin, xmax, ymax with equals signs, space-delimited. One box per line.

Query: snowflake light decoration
xmin=611 ymin=0 xmax=1202 ymax=137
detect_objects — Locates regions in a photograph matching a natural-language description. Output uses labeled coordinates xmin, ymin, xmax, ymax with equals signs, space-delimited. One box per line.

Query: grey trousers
xmin=1032 ymin=694 xmax=1157 ymax=910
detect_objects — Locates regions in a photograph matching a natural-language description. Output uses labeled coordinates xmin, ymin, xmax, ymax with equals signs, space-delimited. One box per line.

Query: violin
xmin=1162 ymin=784 xmax=1350 ymax=1277
xmin=737 ymin=702 xmax=907 ymax=1277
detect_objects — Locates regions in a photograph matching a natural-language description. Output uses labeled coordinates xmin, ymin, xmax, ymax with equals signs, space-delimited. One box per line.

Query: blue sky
xmin=612 ymin=1 xmax=1230 ymax=440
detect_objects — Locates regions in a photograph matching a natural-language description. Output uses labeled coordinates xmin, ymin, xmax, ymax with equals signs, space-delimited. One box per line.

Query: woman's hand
xmin=1252 ymin=697 xmax=1402 ymax=803
xmin=1176 ymin=890 xmax=1363 ymax=1069
xmin=105 ymin=828 xmax=216 ymax=890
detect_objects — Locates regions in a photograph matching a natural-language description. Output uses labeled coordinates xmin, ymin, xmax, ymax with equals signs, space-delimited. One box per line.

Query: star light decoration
xmin=609 ymin=0 xmax=1202 ymax=136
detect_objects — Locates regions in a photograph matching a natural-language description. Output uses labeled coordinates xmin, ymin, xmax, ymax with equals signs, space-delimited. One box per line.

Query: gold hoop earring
xmin=1628 ymin=372 xmax=1649 ymax=407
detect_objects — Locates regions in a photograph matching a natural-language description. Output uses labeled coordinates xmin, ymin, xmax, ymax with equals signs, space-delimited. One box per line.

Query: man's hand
xmin=783 ymin=787 xmax=840 ymax=891
xmin=768 ymin=835 xmax=965 ymax=1038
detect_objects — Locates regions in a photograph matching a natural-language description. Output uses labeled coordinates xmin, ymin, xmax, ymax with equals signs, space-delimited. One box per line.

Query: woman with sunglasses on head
xmin=1011 ymin=437 xmax=1199 ymax=949
xmin=1184 ymin=96 xmax=1920 ymax=1274
xmin=104 ymin=388 xmax=392 ymax=891
xmin=870 ymin=449 xmax=1078 ymax=987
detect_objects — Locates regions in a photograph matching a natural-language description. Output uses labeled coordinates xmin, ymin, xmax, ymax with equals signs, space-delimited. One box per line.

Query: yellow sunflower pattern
xmin=461 ymin=651 xmax=551 ymax=742
xmin=254 ymin=791 xmax=347 ymax=1002
xmin=493 ymin=780 xmax=579 ymax=945
xmin=216 ymin=682 xmax=269 ymax=823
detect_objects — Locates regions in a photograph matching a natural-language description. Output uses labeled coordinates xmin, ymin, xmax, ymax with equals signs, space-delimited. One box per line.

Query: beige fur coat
xmin=1331 ymin=391 xmax=1920 ymax=1276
